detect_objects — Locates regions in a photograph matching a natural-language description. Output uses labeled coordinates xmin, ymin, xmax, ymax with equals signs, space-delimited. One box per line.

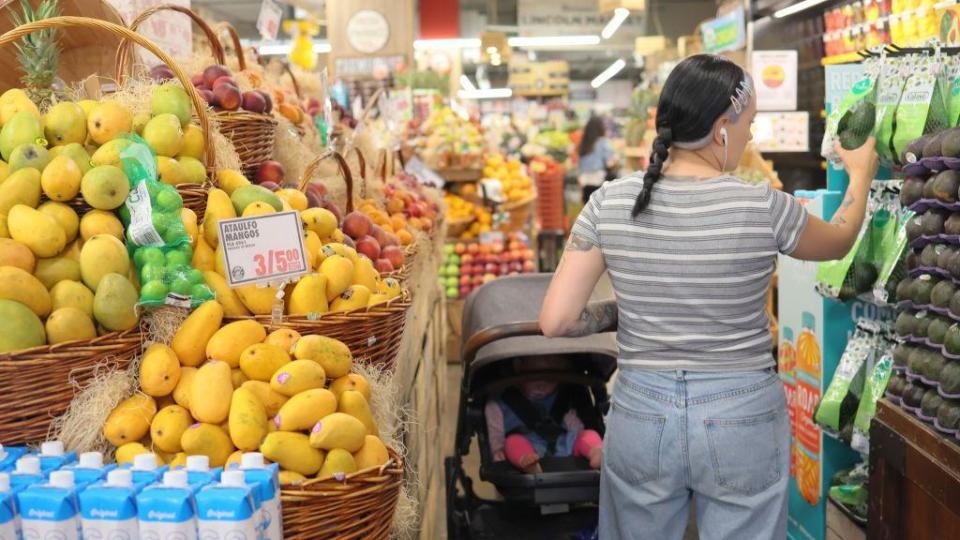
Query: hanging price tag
xmin=257 ymin=0 xmax=283 ymax=41
xmin=218 ymin=211 xmax=309 ymax=287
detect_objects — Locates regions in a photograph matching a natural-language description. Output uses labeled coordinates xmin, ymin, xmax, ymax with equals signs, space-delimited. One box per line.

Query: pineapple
xmin=11 ymin=0 xmax=60 ymax=108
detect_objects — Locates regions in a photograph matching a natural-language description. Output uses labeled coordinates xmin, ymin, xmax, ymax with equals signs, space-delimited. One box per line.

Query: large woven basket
xmin=280 ymin=449 xmax=403 ymax=539
xmin=212 ymin=21 xmax=278 ymax=177
xmin=112 ymin=4 xmax=218 ymax=218
xmin=499 ymin=192 xmax=537 ymax=233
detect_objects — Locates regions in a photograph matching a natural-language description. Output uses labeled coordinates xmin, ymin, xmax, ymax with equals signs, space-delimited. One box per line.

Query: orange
xmin=390 ymin=215 xmax=406 ymax=231
xmin=398 ymin=229 xmax=413 ymax=245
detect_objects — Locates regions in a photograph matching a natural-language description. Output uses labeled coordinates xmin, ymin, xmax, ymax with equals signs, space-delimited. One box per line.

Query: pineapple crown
xmin=11 ymin=0 xmax=60 ymax=107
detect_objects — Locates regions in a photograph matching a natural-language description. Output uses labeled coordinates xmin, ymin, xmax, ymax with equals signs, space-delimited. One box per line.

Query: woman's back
xmin=572 ymin=174 xmax=806 ymax=369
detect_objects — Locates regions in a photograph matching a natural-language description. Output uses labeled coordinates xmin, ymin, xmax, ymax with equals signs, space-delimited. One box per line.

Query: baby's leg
xmin=573 ymin=429 xmax=603 ymax=469
xmin=504 ymin=433 xmax=542 ymax=474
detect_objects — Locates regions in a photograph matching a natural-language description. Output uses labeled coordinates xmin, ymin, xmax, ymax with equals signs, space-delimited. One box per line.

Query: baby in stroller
xmin=484 ymin=356 xmax=604 ymax=474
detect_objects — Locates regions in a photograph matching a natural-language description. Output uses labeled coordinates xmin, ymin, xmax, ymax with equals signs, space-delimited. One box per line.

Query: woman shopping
xmin=539 ymin=54 xmax=878 ymax=539
xmin=577 ymin=115 xmax=618 ymax=203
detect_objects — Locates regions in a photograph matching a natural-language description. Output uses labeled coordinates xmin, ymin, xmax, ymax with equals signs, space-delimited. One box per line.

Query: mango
xmin=293 ymin=335 xmax=353 ymax=379
xmin=39 ymin=156 xmax=80 ymax=203
xmin=172 ymin=300 xmax=224 ymax=367
xmin=229 ymin=387 xmax=269 ymax=451
xmin=353 ymin=435 xmax=390 ymax=470
xmin=44 ymin=307 xmax=95 ymax=344
xmin=230 ymin=184 xmax=282 ymax=215
xmin=81 ymin=165 xmax=129 ymax=210
xmin=201 ymin=188 xmax=236 ymax=248
xmin=80 ymin=234 xmax=129 ymax=291
xmin=270 ymin=360 xmax=326 ymax=397
xmin=157 ymin=156 xmax=185 ymax=186
xmin=274 ymin=388 xmax=337 ymax=432
xmin=260 ymin=432 xmax=324 ymax=476
xmin=8 ymin=143 xmax=50 ymax=173
xmin=168 ymin=452 xmax=188 ymax=469
xmin=225 ymin=450 xmax=244 ymax=469
xmin=140 ymin=344 xmax=182 ymax=397
xmin=115 ymin=442 xmax=152 ymax=466
xmin=87 ymin=101 xmax=132 ymax=145
xmin=214 ymin=243 xmax=226 ymax=277
xmin=235 ymin=283 xmax=278 ymax=315
xmin=203 ymin=271 xmax=249 ymax=317
xmin=303 ymin=230 xmax=321 ymax=269
xmin=231 ymin=368 xmax=248 ymax=388
xmin=190 ymin=360 xmax=233 ymax=423
xmin=77 ymin=99 xmax=97 ymax=118
xmin=330 ymin=285 xmax=371 ymax=313
xmin=0 ymin=298 xmax=44 ymax=351
xmin=309 ymin=412 xmax=367 ymax=453
xmin=241 ymin=201 xmax=274 ymax=217
xmin=80 ymin=210 xmax=123 ymax=241
xmin=49 ymin=280 xmax=92 ymax=316
xmin=92 ymin=273 xmax=139 ymax=331
xmin=368 ymin=292 xmax=389 ymax=307
xmin=206 ymin=320 xmax=267 ymax=367
xmin=377 ymin=277 xmax=401 ymax=299
xmin=317 ymin=448 xmax=357 ymax=480
xmin=89 ymin=138 xmax=131 ymax=168
xmin=339 ymin=390 xmax=378 ymax=436
xmin=180 ymin=423 xmax=234 ymax=467
xmin=103 ymin=393 xmax=157 ymax=447
xmin=265 ymin=328 xmax=301 ymax=353
xmin=0 ymin=265 xmax=50 ymax=316
xmin=180 ymin=208 xmax=199 ymax=247
xmin=44 ymin=102 xmax=86 ymax=146
xmin=352 ymin=256 xmax=379 ymax=291
xmin=151 ymin=405 xmax=193 ymax=453
xmin=151 ymin=82 xmax=192 ymax=126
xmin=287 ymin=273 xmax=328 ymax=316
xmin=0 ymin=214 xmax=9 ymax=238
xmin=178 ymin=124 xmax=205 ymax=161
xmin=143 ymin=113 xmax=183 ymax=157
xmin=319 ymin=255 xmax=354 ymax=302
xmin=33 ymin=257 xmax=80 ymax=290
xmin=241 ymin=380 xmax=288 ymax=417
xmin=329 ymin=374 xmax=371 ymax=402
xmin=0 ymin=238 xmax=34 ymax=272
xmin=178 ymin=156 xmax=206 ymax=185
xmin=0 ymin=169 xmax=41 ymax=216
xmin=215 ymin=169 xmax=250 ymax=195
xmin=172 ymin=367 xmax=197 ymax=409
xmin=277 ymin=189 xmax=307 ymax=212
xmin=321 ymin=243 xmax=358 ymax=265
xmin=278 ymin=470 xmax=307 ymax=485
xmin=61 ymin=239 xmax=81 ymax=262
xmin=0 ymin=111 xmax=42 ymax=161
xmin=239 ymin=343 xmax=291 ymax=382
xmin=51 ymin=142 xmax=91 ymax=174
xmin=301 ymin=208 xmax=337 ymax=238
xmin=0 ymin=89 xmax=39 ymax=125
xmin=37 ymin=201 xmax=79 ymax=244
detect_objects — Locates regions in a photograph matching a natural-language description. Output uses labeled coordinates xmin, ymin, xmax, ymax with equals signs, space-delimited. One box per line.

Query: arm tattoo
xmin=831 ymin=193 xmax=854 ymax=225
xmin=556 ymin=300 xmax=618 ymax=337
xmin=566 ymin=234 xmax=594 ymax=252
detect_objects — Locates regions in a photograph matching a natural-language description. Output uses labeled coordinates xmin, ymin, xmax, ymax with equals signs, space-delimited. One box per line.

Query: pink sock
xmin=504 ymin=434 xmax=537 ymax=469
xmin=573 ymin=429 xmax=603 ymax=459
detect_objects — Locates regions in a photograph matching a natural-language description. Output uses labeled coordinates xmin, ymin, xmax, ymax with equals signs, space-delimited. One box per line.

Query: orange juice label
xmin=795 ymin=378 xmax=822 ymax=453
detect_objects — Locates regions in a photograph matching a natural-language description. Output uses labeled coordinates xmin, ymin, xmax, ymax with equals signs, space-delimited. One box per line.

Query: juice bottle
xmin=33 ymin=441 xmax=76 ymax=474
xmin=79 ymin=469 xmax=139 ymax=539
xmin=196 ymin=470 xmax=259 ymax=539
xmin=17 ymin=470 xmax=82 ymax=540
xmin=0 ymin=473 xmax=19 ymax=540
xmin=795 ymin=312 xmax=823 ymax=506
xmin=0 ymin=445 xmax=28 ymax=473
xmin=61 ymin=451 xmax=115 ymax=491
xmin=778 ymin=326 xmax=797 ymax=478
xmin=137 ymin=470 xmax=197 ymax=540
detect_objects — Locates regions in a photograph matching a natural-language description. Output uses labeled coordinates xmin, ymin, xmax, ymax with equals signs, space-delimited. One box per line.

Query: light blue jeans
xmin=599 ymin=367 xmax=790 ymax=540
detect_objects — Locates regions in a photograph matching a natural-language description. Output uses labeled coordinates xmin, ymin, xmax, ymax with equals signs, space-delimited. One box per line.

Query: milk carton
xmin=17 ymin=470 xmax=81 ymax=540
xmin=239 ymin=453 xmax=282 ymax=539
xmin=34 ymin=441 xmax=77 ymax=473
xmin=61 ymin=451 xmax=115 ymax=490
xmin=196 ymin=470 xmax=259 ymax=539
xmin=184 ymin=455 xmax=220 ymax=491
xmin=0 ymin=473 xmax=19 ymax=540
xmin=0 ymin=445 xmax=28 ymax=473
xmin=79 ymin=469 xmax=138 ymax=539
xmin=138 ymin=470 xmax=198 ymax=540
xmin=128 ymin=453 xmax=162 ymax=491
xmin=10 ymin=457 xmax=44 ymax=491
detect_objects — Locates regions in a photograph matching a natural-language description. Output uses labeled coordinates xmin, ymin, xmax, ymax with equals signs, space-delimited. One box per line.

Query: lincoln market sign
xmin=701 ymin=6 xmax=746 ymax=53
xmin=517 ymin=0 xmax=642 ymax=37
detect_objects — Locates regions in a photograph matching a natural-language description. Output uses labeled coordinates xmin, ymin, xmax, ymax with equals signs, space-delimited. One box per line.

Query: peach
xmin=256 ymin=160 xmax=285 ymax=185
xmin=202 ymin=64 xmax=231 ymax=89
xmin=213 ymin=83 xmax=241 ymax=111
xmin=242 ymin=91 xmax=267 ymax=113
xmin=355 ymin=235 xmax=381 ymax=261
xmin=382 ymin=245 xmax=404 ymax=269
xmin=342 ymin=212 xmax=372 ymax=240
xmin=374 ymin=259 xmax=394 ymax=273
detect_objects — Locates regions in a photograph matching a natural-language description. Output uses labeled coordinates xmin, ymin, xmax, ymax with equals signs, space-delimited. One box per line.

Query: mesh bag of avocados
xmin=893 ymin=55 xmax=952 ymax=165
xmin=823 ymin=59 xmax=880 ymax=162
xmin=874 ymin=56 xmax=909 ymax=166
xmin=872 ymin=187 xmax=911 ymax=303
xmin=814 ymin=322 xmax=876 ymax=437
xmin=119 ymin=135 xmax=214 ymax=309
xmin=851 ymin=349 xmax=893 ymax=455
xmin=816 ymin=190 xmax=881 ymax=300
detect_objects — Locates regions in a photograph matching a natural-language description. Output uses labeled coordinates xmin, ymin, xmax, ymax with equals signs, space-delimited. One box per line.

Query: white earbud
xmin=720 ymin=127 xmax=728 ymax=146
xmin=719 ymin=127 xmax=729 ymax=172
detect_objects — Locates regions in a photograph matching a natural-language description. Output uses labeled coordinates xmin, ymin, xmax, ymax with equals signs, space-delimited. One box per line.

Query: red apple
xmin=459 ymin=275 xmax=470 ymax=286
xmin=149 ymin=64 xmax=174 ymax=83
xmin=256 ymin=160 xmax=285 ymax=185
xmin=355 ymin=235 xmax=381 ymax=260
xmin=472 ymin=275 xmax=484 ymax=286
xmin=242 ymin=91 xmax=267 ymax=113
xmin=203 ymin=65 xmax=232 ymax=88
xmin=375 ymin=258 xmax=395 ymax=273
xmin=484 ymin=263 xmax=498 ymax=275
xmin=510 ymin=261 xmax=524 ymax=273
xmin=213 ymin=83 xmax=241 ymax=111
xmin=459 ymin=286 xmax=472 ymax=298
xmin=499 ymin=263 xmax=510 ymax=275
xmin=342 ymin=212 xmax=372 ymax=240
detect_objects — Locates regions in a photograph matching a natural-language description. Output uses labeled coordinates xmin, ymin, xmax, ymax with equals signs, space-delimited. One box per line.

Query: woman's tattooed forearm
xmin=566 ymin=234 xmax=594 ymax=252
xmin=831 ymin=193 xmax=854 ymax=225
xmin=557 ymin=301 xmax=618 ymax=337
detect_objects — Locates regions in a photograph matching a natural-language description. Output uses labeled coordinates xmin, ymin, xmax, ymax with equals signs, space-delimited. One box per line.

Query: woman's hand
xmin=835 ymin=137 xmax=878 ymax=184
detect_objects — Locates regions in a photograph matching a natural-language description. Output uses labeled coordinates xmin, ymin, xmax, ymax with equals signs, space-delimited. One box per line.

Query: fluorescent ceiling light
xmin=258 ymin=42 xmax=331 ymax=55
xmin=460 ymin=75 xmax=477 ymax=92
xmin=602 ymin=8 xmax=630 ymax=39
xmin=774 ymin=0 xmax=831 ymax=18
xmin=414 ymin=38 xmax=481 ymax=50
xmin=591 ymin=58 xmax=626 ymax=88
xmin=457 ymin=88 xmax=512 ymax=100
xmin=508 ymin=35 xmax=600 ymax=48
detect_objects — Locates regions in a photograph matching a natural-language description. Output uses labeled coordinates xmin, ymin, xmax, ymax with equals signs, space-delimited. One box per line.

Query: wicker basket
xmin=280 ymin=449 xmax=403 ymax=539
xmin=499 ymin=193 xmax=537 ymax=233
xmin=212 ymin=21 xmax=278 ymax=177
xmin=113 ymin=4 xmax=218 ymax=218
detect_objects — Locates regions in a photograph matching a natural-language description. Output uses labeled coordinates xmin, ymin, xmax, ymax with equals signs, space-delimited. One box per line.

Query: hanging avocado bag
xmin=816 ymin=188 xmax=880 ymax=300
xmin=119 ymin=135 xmax=214 ymax=308
xmin=824 ymin=59 xmax=880 ymax=162
xmin=814 ymin=323 xmax=875 ymax=437
xmin=892 ymin=56 xmax=952 ymax=165
xmin=874 ymin=57 xmax=908 ymax=166
xmin=851 ymin=352 xmax=894 ymax=455
xmin=874 ymin=190 xmax=914 ymax=304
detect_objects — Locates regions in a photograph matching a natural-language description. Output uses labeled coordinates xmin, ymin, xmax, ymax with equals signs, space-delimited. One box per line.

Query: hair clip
xmin=730 ymin=77 xmax=754 ymax=115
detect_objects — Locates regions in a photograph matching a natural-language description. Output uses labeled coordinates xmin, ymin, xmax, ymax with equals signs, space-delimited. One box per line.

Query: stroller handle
xmin=461 ymin=321 xmax=543 ymax=367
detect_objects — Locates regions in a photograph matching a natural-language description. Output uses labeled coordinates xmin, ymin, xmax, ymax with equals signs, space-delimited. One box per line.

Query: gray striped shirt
xmin=572 ymin=174 xmax=808 ymax=371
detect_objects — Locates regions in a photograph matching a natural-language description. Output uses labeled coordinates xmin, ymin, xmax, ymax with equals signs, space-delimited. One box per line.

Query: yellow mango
xmin=180 ymin=423 xmax=234 ymax=468
xmin=240 ymin=380 xmax=288 ymax=417
xmin=225 ymin=450 xmax=244 ymax=469
xmin=303 ymin=230 xmax=321 ymax=268
xmin=172 ymin=367 xmax=197 ymax=409
xmin=319 ymin=255 xmax=354 ymax=301
xmin=338 ymin=390 xmax=378 ymax=436
xmin=172 ymin=300 xmax=224 ymax=367
xmin=308 ymin=412 xmax=367 ymax=453
xmin=79 ymin=234 xmax=129 ymax=291
xmin=79 ymin=210 xmax=123 ymax=241
xmin=103 ymin=394 xmax=157 ymax=447
xmin=351 ymin=256 xmax=379 ymax=291
xmin=89 ymin=138 xmax=132 ymax=168
xmin=317 ymin=448 xmax=357 ymax=480
xmin=203 ymin=271 xmax=249 ymax=317
xmin=140 ymin=344 xmax=182 ymax=397
xmin=177 ymin=124 xmax=205 ymax=161
xmin=278 ymin=470 xmax=307 ymax=485
xmin=34 ymin=256 xmax=79 ymax=290
xmin=87 ymin=101 xmax=132 ymax=145
xmin=115 ymin=442 xmax=151 ymax=466
xmin=214 ymin=242 xmax=226 ymax=277
xmin=235 ymin=283 xmax=278 ymax=315
xmin=60 ymin=239 xmax=81 ymax=262
xmin=231 ymin=368 xmax=249 ymax=389
xmin=377 ymin=277 xmax=401 ymax=299
xmin=215 ymin=169 xmax=250 ymax=195
xmin=150 ymin=405 xmax=193 ymax=453
xmin=191 ymin=236 xmax=215 ymax=271
xmin=45 ymin=307 xmax=96 ymax=343
xmin=270 ymin=360 xmax=326 ymax=397
xmin=353 ymin=435 xmax=390 ymax=470
xmin=189 ymin=360 xmax=233 ymax=424
xmin=276 ymin=189 xmax=307 ymax=212
xmin=180 ymin=208 xmax=199 ymax=247
xmin=0 ymin=265 xmax=50 ymax=316
xmin=287 ymin=273 xmax=328 ymax=316
xmin=239 ymin=343 xmax=290 ymax=382
xmin=168 ymin=452 xmax=188 ymax=470
xmin=0 ymin=237 xmax=34 ymax=272
xmin=260 ymin=432 xmax=324 ymax=476
xmin=300 ymin=208 xmax=337 ymax=238
xmin=50 ymin=280 xmax=93 ymax=317
xmin=0 ymin=169 xmax=40 ymax=216
xmin=37 ymin=204 xmax=78 ymax=249
xmin=202 ymin=188 xmax=236 ymax=248
xmin=330 ymin=285 xmax=371 ymax=313
xmin=293 ymin=335 xmax=352 ymax=379
xmin=229 ymin=387 xmax=269 ymax=451
xmin=274 ymin=388 xmax=337 ymax=432
xmin=264 ymin=328 xmax=300 ymax=353
xmin=8 ymin=204 xmax=65 ymax=258
xmin=206 ymin=320 xmax=267 ymax=368
xmin=40 ymin=155 xmax=82 ymax=202
xmin=368 ymin=292 xmax=389 ymax=307
xmin=329 ymin=374 xmax=371 ymax=402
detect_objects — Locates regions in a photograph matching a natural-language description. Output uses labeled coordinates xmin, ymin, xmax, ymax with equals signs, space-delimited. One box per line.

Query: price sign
xmin=257 ymin=0 xmax=283 ymax=41
xmin=218 ymin=211 xmax=309 ymax=287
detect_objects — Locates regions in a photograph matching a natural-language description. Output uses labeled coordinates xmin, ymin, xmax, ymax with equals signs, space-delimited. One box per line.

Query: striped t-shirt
xmin=572 ymin=174 xmax=808 ymax=371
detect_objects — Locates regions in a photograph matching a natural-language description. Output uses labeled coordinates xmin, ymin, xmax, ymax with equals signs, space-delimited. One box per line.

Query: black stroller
xmin=446 ymin=274 xmax=617 ymax=539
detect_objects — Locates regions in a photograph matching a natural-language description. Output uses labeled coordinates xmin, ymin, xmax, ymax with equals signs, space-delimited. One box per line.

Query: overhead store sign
xmin=701 ymin=6 xmax=746 ymax=53
xmin=598 ymin=0 xmax=645 ymax=13
xmin=517 ymin=0 xmax=642 ymax=37
xmin=326 ymin=0 xmax=414 ymax=79
xmin=509 ymin=60 xmax=570 ymax=97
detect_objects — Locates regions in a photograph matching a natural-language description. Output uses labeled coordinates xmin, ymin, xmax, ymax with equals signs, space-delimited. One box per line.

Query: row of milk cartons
xmin=0 ymin=441 xmax=282 ymax=540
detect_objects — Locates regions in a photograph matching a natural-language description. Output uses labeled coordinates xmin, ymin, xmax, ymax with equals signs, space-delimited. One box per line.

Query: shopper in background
xmin=576 ymin=115 xmax=617 ymax=204
xmin=539 ymin=54 xmax=878 ymax=539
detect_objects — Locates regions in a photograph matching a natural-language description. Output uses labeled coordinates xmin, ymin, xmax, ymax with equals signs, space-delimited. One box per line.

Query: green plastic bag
xmin=816 ymin=191 xmax=880 ymax=300
xmin=874 ymin=192 xmax=914 ymax=304
xmin=893 ymin=57 xmax=952 ymax=164
xmin=814 ymin=325 xmax=873 ymax=437
xmin=850 ymin=352 xmax=893 ymax=455
xmin=118 ymin=135 xmax=213 ymax=308
xmin=824 ymin=59 xmax=880 ymax=162
xmin=875 ymin=57 xmax=908 ymax=166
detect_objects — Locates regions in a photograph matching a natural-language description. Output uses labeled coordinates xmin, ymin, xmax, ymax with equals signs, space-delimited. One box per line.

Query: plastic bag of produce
xmin=816 ymin=194 xmax=879 ymax=300
xmin=873 ymin=190 xmax=912 ymax=303
xmin=851 ymin=346 xmax=893 ymax=455
xmin=815 ymin=324 xmax=874 ymax=435
xmin=893 ymin=56 xmax=952 ymax=166
xmin=118 ymin=136 xmax=213 ymax=308
xmin=874 ymin=57 xmax=909 ymax=166
xmin=823 ymin=59 xmax=880 ymax=162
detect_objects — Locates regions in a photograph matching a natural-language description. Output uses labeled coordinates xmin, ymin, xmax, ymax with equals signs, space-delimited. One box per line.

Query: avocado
xmin=937 ymin=246 xmax=958 ymax=269
xmin=893 ymin=343 xmax=914 ymax=368
xmin=914 ymin=314 xmax=933 ymax=338
xmin=911 ymin=275 xmax=937 ymax=304
xmin=908 ymin=347 xmax=930 ymax=372
xmin=896 ymin=311 xmax=920 ymax=336
xmin=888 ymin=374 xmax=907 ymax=397
xmin=926 ymin=354 xmax=948 ymax=383
xmin=924 ymin=131 xmax=948 ymax=158
xmin=885 ymin=270 xmax=902 ymax=300
xmin=838 ymin=102 xmax=876 ymax=150
xmin=929 ymin=316 xmax=952 ymax=344
xmin=838 ymin=282 xmax=859 ymax=301
xmin=901 ymin=177 xmax=927 ymax=207
xmin=941 ymin=363 xmax=960 ymax=395
xmin=849 ymin=263 xmax=878 ymax=293
xmin=922 ymin=210 xmax=948 ymax=236
xmin=921 ymin=244 xmax=940 ymax=267
xmin=907 ymin=251 xmax=919 ymax=271
xmin=902 ymin=383 xmax=927 ymax=409
xmin=932 ymin=279 xmax=957 ymax=307
xmin=937 ymin=398 xmax=960 ymax=430
xmin=906 ymin=215 xmax=925 ymax=242
xmin=921 ymin=389 xmax=945 ymax=417
xmin=947 ymin=251 xmax=960 ymax=277
xmin=897 ymin=276 xmax=915 ymax=301
xmin=941 ymin=127 xmax=960 ymax=157
xmin=945 ymin=323 xmax=960 ymax=355
xmin=932 ymin=170 xmax=960 ymax=203
xmin=924 ymin=176 xmax=939 ymax=199
xmin=904 ymin=135 xmax=931 ymax=164
xmin=947 ymin=214 xmax=960 ymax=236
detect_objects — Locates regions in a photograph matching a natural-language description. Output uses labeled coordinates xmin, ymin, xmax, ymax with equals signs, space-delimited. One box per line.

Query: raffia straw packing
xmin=49 ymin=363 xmax=138 ymax=455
